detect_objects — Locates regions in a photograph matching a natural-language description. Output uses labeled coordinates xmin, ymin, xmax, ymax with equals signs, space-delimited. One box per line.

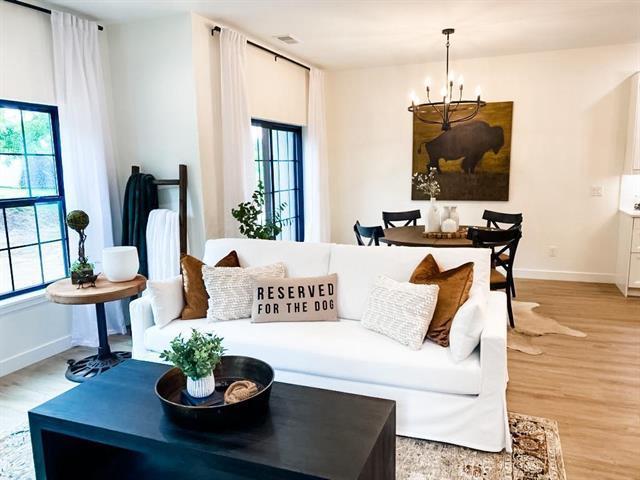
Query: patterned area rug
xmin=1 ymin=413 xmax=564 ymax=480
xmin=508 ymin=301 xmax=586 ymax=356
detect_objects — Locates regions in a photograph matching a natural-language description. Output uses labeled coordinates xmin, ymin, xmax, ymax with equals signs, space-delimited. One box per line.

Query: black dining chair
xmin=483 ymin=210 xmax=523 ymax=230
xmin=354 ymin=221 xmax=385 ymax=246
xmin=467 ymin=226 xmax=522 ymax=328
xmin=382 ymin=210 xmax=421 ymax=229
xmin=483 ymin=210 xmax=523 ymax=297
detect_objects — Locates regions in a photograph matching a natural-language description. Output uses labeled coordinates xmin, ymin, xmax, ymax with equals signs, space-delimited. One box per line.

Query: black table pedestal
xmin=65 ymin=302 xmax=131 ymax=383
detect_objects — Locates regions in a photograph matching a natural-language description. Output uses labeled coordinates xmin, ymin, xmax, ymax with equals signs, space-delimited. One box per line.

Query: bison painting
xmin=418 ymin=121 xmax=505 ymax=173
xmin=411 ymin=101 xmax=513 ymax=201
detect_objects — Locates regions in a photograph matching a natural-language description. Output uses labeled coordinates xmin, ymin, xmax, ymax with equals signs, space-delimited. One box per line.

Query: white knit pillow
xmin=203 ymin=263 xmax=286 ymax=321
xmin=361 ymin=275 xmax=439 ymax=350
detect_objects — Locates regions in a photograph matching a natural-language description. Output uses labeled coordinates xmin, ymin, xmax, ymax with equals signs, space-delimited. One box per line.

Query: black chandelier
xmin=408 ymin=28 xmax=485 ymax=131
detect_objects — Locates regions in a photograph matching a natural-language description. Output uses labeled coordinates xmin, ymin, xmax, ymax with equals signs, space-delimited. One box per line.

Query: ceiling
xmin=43 ymin=0 xmax=640 ymax=69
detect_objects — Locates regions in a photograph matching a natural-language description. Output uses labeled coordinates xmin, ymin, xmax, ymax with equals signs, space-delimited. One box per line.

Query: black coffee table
xmin=29 ymin=360 xmax=396 ymax=479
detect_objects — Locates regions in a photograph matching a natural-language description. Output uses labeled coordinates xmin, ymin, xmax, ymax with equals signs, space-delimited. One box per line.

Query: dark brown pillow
xmin=410 ymin=254 xmax=474 ymax=347
xmin=180 ymin=251 xmax=240 ymax=319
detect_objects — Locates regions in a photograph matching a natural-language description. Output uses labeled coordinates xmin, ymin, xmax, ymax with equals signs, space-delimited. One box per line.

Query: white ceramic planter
xmin=102 ymin=246 xmax=139 ymax=282
xmin=187 ymin=372 xmax=216 ymax=398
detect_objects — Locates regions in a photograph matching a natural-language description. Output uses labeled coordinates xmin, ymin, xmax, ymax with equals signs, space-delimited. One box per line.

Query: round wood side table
xmin=46 ymin=274 xmax=146 ymax=383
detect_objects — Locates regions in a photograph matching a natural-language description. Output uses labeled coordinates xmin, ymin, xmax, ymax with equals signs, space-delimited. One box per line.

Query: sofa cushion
xmin=410 ymin=254 xmax=475 ymax=347
xmin=203 ymin=238 xmax=332 ymax=278
xmin=329 ymin=244 xmax=490 ymax=321
xmin=144 ymin=318 xmax=482 ymax=395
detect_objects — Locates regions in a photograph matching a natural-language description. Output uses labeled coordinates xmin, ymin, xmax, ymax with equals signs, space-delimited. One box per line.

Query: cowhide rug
xmin=508 ymin=301 xmax=586 ymax=355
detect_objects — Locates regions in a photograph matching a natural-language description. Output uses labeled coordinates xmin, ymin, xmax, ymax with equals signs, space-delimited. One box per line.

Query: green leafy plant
xmin=159 ymin=329 xmax=226 ymax=380
xmin=231 ymin=181 xmax=288 ymax=239
xmin=70 ymin=260 xmax=95 ymax=274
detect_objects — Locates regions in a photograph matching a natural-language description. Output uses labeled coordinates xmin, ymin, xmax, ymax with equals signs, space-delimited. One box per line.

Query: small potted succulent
xmin=159 ymin=330 xmax=226 ymax=398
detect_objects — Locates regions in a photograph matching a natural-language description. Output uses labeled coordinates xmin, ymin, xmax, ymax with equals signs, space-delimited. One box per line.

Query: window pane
xmin=0 ymin=210 xmax=6 ymax=249
xmin=278 ymin=131 xmax=288 ymax=160
xmin=278 ymin=162 xmax=294 ymax=190
xmin=0 ymin=155 xmax=29 ymax=199
xmin=289 ymin=190 xmax=297 ymax=218
xmin=0 ymin=108 xmax=23 ymax=153
xmin=11 ymin=245 xmax=42 ymax=289
xmin=23 ymin=110 xmax=53 ymax=155
xmin=37 ymin=202 xmax=63 ymax=242
xmin=42 ymin=241 xmax=66 ymax=282
xmin=28 ymin=156 xmax=58 ymax=196
xmin=6 ymin=206 xmax=37 ymax=247
xmin=0 ymin=251 xmax=10 ymax=294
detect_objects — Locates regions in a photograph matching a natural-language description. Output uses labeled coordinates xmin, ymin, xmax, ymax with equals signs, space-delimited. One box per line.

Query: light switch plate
xmin=590 ymin=185 xmax=604 ymax=197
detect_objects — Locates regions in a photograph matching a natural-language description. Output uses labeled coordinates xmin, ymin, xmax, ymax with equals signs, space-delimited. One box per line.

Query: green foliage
xmin=70 ymin=260 xmax=94 ymax=274
xmin=66 ymin=210 xmax=90 ymax=232
xmin=231 ymin=181 xmax=288 ymax=240
xmin=159 ymin=329 xmax=226 ymax=380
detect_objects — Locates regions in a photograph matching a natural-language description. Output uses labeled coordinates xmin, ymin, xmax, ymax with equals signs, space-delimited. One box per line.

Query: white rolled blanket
xmin=146 ymin=209 xmax=180 ymax=280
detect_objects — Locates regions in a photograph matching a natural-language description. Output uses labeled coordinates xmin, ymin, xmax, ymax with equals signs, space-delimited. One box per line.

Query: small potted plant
xmin=66 ymin=210 xmax=95 ymax=284
xmin=159 ymin=329 xmax=226 ymax=398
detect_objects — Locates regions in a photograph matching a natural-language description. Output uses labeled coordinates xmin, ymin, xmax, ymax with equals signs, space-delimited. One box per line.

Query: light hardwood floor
xmin=1 ymin=280 xmax=639 ymax=478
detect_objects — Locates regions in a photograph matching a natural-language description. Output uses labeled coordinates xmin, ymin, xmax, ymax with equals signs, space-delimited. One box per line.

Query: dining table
xmin=380 ymin=225 xmax=475 ymax=247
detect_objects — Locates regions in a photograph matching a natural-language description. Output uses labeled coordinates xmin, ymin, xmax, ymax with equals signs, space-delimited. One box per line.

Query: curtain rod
xmin=3 ymin=0 xmax=104 ymax=30
xmin=211 ymin=26 xmax=310 ymax=72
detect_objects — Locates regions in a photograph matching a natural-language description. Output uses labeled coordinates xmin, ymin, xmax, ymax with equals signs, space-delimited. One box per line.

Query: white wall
xmin=0 ymin=2 xmax=55 ymax=104
xmin=0 ymin=3 xmax=74 ymax=375
xmin=107 ymin=14 xmax=208 ymax=258
xmin=327 ymin=43 xmax=640 ymax=282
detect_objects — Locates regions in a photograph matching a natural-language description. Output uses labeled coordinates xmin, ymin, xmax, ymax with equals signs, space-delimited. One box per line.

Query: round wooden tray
xmin=155 ymin=356 xmax=274 ymax=430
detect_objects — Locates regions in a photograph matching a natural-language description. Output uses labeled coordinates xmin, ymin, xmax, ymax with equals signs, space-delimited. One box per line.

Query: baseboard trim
xmin=0 ymin=335 xmax=72 ymax=378
xmin=514 ymin=268 xmax=616 ymax=284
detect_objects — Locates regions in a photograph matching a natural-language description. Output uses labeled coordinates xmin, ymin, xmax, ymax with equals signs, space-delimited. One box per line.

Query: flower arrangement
xmin=159 ymin=329 xmax=225 ymax=380
xmin=412 ymin=167 xmax=441 ymax=200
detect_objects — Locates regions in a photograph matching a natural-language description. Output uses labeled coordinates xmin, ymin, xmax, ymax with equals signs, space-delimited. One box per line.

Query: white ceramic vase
xmin=449 ymin=206 xmax=460 ymax=230
xmin=426 ymin=197 xmax=441 ymax=233
xmin=102 ymin=246 xmax=139 ymax=282
xmin=442 ymin=218 xmax=458 ymax=233
xmin=441 ymin=206 xmax=451 ymax=225
xmin=187 ymin=372 xmax=216 ymax=398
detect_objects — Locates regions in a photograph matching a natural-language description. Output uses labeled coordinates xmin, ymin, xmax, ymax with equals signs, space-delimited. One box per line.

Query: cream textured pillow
xmin=203 ymin=263 xmax=286 ymax=321
xmin=147 ymin=275 xmax=184 ymax=328
xmin=361 ymin=275 xmax=439 ymax=350
xmin=252 ymin=274 xmax=338 ymax=323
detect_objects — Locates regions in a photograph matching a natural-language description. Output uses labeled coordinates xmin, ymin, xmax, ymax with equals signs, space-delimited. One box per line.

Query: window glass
xmin=0 ymin=101 xmax=68 ymax=300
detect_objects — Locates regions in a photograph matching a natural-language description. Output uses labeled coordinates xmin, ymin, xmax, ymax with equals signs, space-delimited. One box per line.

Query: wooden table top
xmin=380 ymin=225 xmax=474 ymax=247
xmin=45 ymin=274 xmax=147 ymax=305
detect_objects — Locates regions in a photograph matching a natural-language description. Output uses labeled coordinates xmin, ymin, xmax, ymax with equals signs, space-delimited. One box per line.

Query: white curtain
xmin=51 ymin=11 xmax=125 ymax=346
xmin=219 ymin=28 xmax=255 ymax=237
xmin=303 ymin=68 xmax=331 ymax=242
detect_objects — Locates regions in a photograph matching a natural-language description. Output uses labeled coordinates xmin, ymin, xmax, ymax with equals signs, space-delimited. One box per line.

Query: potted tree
xmin=159 ymin=330 xmax=226 ymax=398
xmin=231 ymin=181 xmax=288 ymax=240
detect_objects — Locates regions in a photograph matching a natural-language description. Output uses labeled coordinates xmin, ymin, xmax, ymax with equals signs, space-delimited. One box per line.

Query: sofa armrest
xmin=480 ymin=291 xmax=508 ymax=393
xmin=130 ymin=296 xmax=154 ymax=359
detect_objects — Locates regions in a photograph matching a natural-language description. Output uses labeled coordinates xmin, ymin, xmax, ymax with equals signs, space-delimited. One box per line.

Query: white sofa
xmin=130 ymin=238 xmax=510 ymax=452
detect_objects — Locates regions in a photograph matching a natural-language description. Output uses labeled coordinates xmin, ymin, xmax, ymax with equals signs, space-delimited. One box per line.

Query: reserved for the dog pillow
xmin=252 ymin=274 xmax=338 ymax=323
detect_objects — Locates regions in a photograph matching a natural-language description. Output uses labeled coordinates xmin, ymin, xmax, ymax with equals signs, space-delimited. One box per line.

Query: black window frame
xmin=252 ymin=119 xmax=305 ymax=242
xmin=0 ymin=99 xmax=69 ymax=300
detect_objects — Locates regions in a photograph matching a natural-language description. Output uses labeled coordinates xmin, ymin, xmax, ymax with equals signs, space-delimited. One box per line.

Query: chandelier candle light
xmin=409 ymin=28 xmax=486 ymax=131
